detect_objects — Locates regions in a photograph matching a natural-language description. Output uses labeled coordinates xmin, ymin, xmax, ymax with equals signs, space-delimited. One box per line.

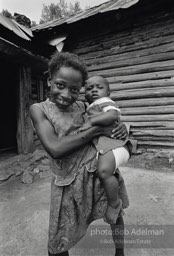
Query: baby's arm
xmin=79 ymin=109 xmax=120 ymax=131
xmin=89 ymin=109 xmax=120 ymax=126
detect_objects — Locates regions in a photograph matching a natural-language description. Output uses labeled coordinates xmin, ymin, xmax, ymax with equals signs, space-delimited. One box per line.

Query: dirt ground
xmin=0 ymin=160 xmax=174 ymax=256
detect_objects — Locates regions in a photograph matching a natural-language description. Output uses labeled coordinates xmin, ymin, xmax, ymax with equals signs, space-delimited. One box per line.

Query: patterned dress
xmin=31 ymin=100 xmax=129 ymax=254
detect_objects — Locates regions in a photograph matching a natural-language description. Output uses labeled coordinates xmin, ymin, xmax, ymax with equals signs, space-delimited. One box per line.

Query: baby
xmin=80 ymin=75 xmax=133 ymax=224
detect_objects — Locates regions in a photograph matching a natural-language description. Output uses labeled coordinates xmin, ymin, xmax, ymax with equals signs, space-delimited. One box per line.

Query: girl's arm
xmin=79 ymin=109 xmax=119 ymax=131
xmin=89 ymin=109 xmax=119 ymax=126
xmin=30 ymin=105 xmax=103 ymax=159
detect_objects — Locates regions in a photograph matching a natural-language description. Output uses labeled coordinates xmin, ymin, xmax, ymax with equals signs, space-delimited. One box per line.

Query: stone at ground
xmin=1 ymin=150 xmax=173 ymax=185
xmin=0 ymin=164 xmax=174 ymax=256
xmin=127 ymin=152 xmax=174 ymax=172
xmin=22 ymin=169 xmax=35 ymax=184
xmin=39 ymin=170 xmax=51 ymax=179
xmin=0 ymin=150 xmax=50 ymax=184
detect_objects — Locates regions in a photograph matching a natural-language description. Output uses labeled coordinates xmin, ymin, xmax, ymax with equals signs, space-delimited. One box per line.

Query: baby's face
xmin=85 ymin=76 xmax=109 ymax=104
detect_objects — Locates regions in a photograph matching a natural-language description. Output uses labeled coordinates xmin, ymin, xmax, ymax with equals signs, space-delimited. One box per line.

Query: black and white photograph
xmin=0 ymin=0 xmax=174 ymax=255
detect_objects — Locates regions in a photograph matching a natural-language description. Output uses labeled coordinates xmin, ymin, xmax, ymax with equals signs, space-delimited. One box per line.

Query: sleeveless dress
xmin=31 ymin=100 xmax=129 ymax=254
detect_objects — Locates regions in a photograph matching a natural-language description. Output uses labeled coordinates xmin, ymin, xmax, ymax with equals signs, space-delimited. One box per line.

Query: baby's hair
xmin=48 ymin=51 xmax=88 ymax=85
xmin=87 ymin=75 xmax=110 ymax=91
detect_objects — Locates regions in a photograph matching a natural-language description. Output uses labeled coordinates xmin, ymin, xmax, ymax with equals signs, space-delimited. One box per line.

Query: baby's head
xmin=85 ymin=75 xmax=110 ymax=104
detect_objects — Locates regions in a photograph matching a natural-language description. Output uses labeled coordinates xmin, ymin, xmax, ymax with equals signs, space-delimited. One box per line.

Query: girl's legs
xmin=110 ymin=214 xmax=125 ymax=256
xmin=48 ymin=251 xmax=69 ymax=256
xmin=97 ymin=151 xmax=121 ymax=223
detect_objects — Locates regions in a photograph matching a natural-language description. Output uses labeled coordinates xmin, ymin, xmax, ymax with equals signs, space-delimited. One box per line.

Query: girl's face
xmin=50 ymin=66 xmax=83 ymax=110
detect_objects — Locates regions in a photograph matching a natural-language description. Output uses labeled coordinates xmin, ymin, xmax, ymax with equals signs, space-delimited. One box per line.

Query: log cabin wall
xmin=64 ymin=3 xmax=174 ymax=153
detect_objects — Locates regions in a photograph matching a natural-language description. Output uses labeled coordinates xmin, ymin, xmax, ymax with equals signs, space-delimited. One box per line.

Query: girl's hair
xmin=48 ymin=51 xmax=88 ymax=85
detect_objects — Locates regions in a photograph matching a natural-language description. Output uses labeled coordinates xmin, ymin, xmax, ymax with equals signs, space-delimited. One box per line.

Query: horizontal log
xmin=132 ymin=129 xmax=174 ymax=137
xmin=105 ymin=70 xmax=174 ymax=83
xmin=115 ymin=97 xmax=174 ymax=108
xmin=80 ymin=39 xmax=172 ymax=61
xmin=129 ymin=121 xmax=174 ymax=129
xmin=71 ymin=17 xmax=174 ymax=50
xmin=79 ymin=33 xmax=174 ymax=60
xmin=137 ymin=140 xmax=174 ymax=147
xmin=121 ymin=114 xmax=174 ymax=122
xmin=89 ymin=60 xmax=174 ymax=77
xmin=76 ymin=29 xmax=174 ymax=56
xmin=85 ymin=42 xmax=174 ymax=66
xmin=111 ymin=87 xmax=174 ymax=100
xmin=81 ymin=31 xmax=174 ymax=61
xmin=121 ymin=105 xmax=174 ymax=115
xmin=133 ymin=136 xmax=174 ymax=141
xmin=110 ymin=79 xmax=174 ymax=91
xmin=73 ymin=21 xmax=174 ymax=55
xmin=88 ymin=52 xmax=174 ymax=72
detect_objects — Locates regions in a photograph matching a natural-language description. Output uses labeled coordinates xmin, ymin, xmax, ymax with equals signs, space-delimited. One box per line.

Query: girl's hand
xmin=111 ymin=122 xmax=128 ymax=139
xmin=92 ymin=122 xmax=128 ymax=139
xmin=79 ymin=121 xmax=92 ymax=132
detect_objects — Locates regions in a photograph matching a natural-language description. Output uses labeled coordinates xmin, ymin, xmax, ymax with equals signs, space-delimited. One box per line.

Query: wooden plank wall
xmin=17 ymin=66 xmax=33 ymax=154
xmin=69 ymin=11 xmax=174 ymax=152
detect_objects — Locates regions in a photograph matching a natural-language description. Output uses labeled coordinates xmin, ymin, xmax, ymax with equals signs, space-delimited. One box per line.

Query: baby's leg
xmin=112 ymin=146 xmax=130 ymax=169
xmin=97 ymin=151 xmax=121 ymax=223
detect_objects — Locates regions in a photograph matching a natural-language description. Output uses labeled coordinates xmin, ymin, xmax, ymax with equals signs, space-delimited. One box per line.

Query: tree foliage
xmin=1 ymin=9 xmax=13 ymax=18
xmin=31 ymin=20 xmax=37 ymax=27
xmin=69 ymin=1 xmax=81 ymax=15
xmin=39 ymin=0 xmax=81 ymax=24
xmin=1 ymin=9 xmax=38 ymax=27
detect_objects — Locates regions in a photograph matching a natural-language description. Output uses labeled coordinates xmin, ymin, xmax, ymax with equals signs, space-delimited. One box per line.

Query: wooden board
xmin=17 ymin=66 xmax=33 ymax=154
